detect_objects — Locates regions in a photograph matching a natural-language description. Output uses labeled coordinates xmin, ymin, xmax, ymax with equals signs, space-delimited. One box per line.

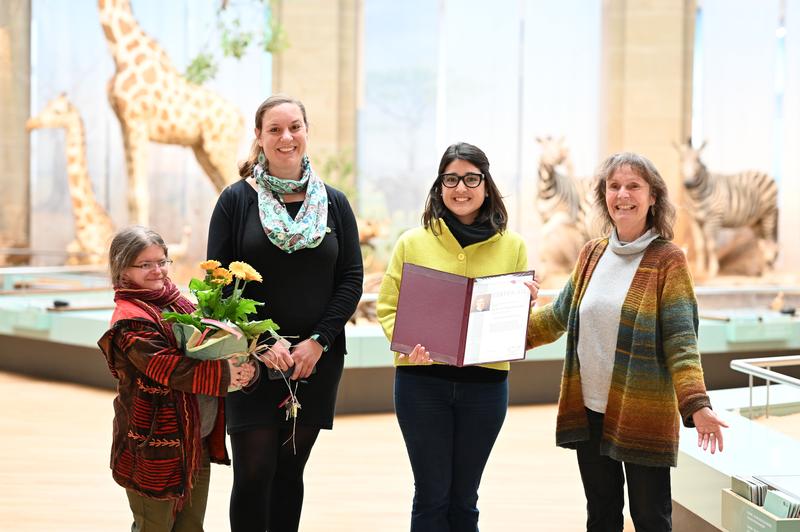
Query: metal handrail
xmin=730 ymin=356 xmax=800 ymax=419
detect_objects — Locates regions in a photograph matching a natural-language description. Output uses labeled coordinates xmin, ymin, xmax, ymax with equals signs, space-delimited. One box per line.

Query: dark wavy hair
xmin=421 ymin=142 xmax=508 ymax=235
xmin=239 ymin=94 xmax=309 ymax=178
xmin=593 ymin=152 xmax=676 ymax=240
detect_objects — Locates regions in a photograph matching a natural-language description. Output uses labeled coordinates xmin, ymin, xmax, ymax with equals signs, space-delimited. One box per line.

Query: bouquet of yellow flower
xmin=163 ymin=260 xmax=280 ymax=389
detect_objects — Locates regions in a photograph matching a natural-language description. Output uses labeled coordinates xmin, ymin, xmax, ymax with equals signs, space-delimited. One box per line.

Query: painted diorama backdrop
xmin=27 ymin=0 xmax=269 ymax=272
xmin=17 ymin=0 xmax=800 ymax=287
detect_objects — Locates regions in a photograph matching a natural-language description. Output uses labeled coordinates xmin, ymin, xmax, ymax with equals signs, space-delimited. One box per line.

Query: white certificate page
xmin=462 ymin=272 xmax=533 ymax=365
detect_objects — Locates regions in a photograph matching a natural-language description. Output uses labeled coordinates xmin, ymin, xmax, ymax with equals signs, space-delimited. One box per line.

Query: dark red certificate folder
xmin=389 ymin=263 xmax=533 ymax=366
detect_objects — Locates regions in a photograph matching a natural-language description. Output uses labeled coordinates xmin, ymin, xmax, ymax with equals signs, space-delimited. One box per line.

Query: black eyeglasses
xmin=129 ymin=259 xmax=173 ymax=271
xmin=439 ymin=172 xmax=484 ymax=188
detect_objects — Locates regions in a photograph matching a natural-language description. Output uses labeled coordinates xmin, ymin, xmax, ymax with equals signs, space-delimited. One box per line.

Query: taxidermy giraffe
xmin=99 ymin=0 xmax=244 ymax=224
xmin=27 ymin=93 xmax=193 ymax=265
xmin=26 ymin=94 xmax=116 ymax=265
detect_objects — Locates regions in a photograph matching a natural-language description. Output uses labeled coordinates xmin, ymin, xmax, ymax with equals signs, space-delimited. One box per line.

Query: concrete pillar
xmin=0 ymin=0 xmax=31 ymax=249
xmin=600 ymin=0 xmax=696 ymax=248
xmin=271 ymin=0 xmax=360 ymax=189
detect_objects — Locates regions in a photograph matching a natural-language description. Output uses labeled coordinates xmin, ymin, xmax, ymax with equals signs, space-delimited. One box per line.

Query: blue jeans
xmin=394 ymin=370 xmax=508 ymax=532
xmin=576 ymin=409 xmax=672 ymax=532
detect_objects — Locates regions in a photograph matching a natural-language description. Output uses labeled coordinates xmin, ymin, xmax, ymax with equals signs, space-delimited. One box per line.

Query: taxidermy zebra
xmin=537 ymin=135 xmax=580 ymax=225
xmin=535 ymin=136 xmax=602 ymax=275
xmin=678 ymin=139 xmax=779 ymax=277
xmin=536 ymin=136 xmax=600 ymax=239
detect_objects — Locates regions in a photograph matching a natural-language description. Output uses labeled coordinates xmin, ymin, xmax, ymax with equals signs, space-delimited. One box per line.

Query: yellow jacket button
xmin=457 ymin=253 xmax=465 ymax=261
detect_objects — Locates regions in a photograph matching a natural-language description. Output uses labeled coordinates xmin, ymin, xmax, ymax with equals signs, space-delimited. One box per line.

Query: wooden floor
xmin=0 ymin=371 xmax=635 ymax=531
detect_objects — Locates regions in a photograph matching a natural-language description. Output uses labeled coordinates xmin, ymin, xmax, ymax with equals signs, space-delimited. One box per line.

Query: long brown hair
xmin=239 ymin=94 xmax=309 ymax=178
xmin=421 ymin=142 xmax=508 ymax=235
xmin=593 ymin=152 xmax=676 ymax=240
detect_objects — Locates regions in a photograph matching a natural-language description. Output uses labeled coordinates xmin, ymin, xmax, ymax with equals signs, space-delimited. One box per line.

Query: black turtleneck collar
xmin=442 ymin=210 xmax=498 ymax=248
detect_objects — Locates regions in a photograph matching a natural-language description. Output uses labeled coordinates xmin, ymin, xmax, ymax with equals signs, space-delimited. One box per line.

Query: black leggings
xmin=229 ymin=424 xmax=321 ymax=532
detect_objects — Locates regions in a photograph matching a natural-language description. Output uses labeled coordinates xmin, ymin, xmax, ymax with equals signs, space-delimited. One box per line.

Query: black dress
xmin=207 ymin=179 xmax=363 ymax=430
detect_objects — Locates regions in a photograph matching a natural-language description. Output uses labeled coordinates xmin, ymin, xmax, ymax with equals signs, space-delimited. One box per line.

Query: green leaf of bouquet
xmin=213 ymin=303 xmax=228 ymax=321
xmin=219 ymin=296 xmax=241 ymax=321
xmin=162 ymin=311 xmax=203 ymax=329
xmin=233 ymin=298 xmax=263 ymax=321
xmin=195 ymin=289 xmax=220 ymax=315
xmin=238 ymin=319 xmax=280 ymax=337
xmin=162 ymin=311 xmax=182 ymax=321
xmin=189 ymin=277 xmax=210 ymax=292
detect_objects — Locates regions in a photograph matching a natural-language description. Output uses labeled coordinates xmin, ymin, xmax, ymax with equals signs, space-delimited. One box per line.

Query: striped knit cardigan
xmin=98 ymin=299 xmax=231 ymax=509
xmin=527 ymin=237 xmax=712 ymax=467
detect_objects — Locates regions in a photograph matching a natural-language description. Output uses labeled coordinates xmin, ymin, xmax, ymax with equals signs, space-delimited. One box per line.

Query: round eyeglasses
xmin=129 ymin=259 xmax=173 ymax=271
xmin=439 ymin=172 xmax=484 ymax=188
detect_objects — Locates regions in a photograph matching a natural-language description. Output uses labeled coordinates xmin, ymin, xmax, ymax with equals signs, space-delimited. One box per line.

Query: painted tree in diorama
xmin=184 ymin=0 xmax=288 ymax=84
xmin=97 ymin=0 xmax=286 ymax=225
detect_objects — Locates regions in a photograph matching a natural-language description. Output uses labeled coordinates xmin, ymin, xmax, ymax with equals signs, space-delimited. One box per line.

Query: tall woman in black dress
xmin=207 ymin=94 xmax=363 ymax=532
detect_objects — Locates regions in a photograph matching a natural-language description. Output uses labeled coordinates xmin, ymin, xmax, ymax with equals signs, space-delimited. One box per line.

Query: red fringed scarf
xmin=113 ymin=277 xmax=195 ymax=345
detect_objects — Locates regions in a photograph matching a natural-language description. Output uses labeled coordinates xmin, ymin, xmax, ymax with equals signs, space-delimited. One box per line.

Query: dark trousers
xmin=394 ymin=370 xmax=508 ymax=532
xmin=576 ymin=409 xmax=672 ymax=532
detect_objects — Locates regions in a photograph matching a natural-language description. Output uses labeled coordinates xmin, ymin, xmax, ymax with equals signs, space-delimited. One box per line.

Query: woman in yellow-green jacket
xmin=377 ymin=142 xmax=538 ymax=532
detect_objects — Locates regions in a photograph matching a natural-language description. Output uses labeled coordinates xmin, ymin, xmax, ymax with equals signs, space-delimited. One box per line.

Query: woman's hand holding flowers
xmin=228 ymin=357 xmax=257 ymax=389
xmin=256 ymin=341 xmax=294 ymax=372
xmin=290 ymin=339 xmax=323 ymax=380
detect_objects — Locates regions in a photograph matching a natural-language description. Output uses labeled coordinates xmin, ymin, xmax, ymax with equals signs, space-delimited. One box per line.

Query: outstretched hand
xmin=693 ymin=407 xmax=730 ymax=454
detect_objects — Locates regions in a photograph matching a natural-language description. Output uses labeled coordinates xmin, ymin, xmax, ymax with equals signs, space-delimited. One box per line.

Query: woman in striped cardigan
xmin=98 ymin=226 xmax=255 ymax=531
xmin=526 ymin=153 xmax=728 ymax=532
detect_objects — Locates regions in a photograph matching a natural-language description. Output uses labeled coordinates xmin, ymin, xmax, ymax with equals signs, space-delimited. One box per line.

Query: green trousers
xmin=125 ymin=451 xmax=211 ymax=532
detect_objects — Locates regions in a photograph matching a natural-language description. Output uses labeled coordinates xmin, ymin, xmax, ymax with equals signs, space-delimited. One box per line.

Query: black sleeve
xmin=312 ymin=191 xmax=364 ymax=348
xmin=207 ymin=186 xmax=242 ymax=299
xmin=207 ymin=186 xmax=237 ymax=267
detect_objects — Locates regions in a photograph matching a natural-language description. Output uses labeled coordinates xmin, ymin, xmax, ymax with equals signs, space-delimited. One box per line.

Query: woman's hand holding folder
xmin=522 ymin=274 xmax=541 ymax=307
xmin=399 ymin=344 xmax=434 ymax=365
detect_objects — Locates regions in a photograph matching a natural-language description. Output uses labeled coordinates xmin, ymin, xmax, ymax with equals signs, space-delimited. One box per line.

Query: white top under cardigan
xmin=577 ymin=228 xmax=660 ymax=413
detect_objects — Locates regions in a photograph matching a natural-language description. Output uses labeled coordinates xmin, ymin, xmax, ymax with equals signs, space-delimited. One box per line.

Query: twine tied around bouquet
xmin=252 ymin=335 xmax=303 ymax=455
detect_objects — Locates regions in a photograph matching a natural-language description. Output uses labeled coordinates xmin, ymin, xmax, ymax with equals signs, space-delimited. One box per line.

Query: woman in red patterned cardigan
xmin=98 ymin=226 xmax=255 ymax=531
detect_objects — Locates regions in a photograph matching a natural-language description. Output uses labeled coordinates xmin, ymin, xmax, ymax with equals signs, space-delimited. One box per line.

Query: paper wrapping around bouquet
xmin=171 ymin=322 xmax=251 ymax=392
xmin=172 ymin=322 xmax=249 ymax=359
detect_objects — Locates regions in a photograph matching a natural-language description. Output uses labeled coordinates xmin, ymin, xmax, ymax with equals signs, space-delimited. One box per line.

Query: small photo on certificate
xmin=470 ymin=294 xmax=492 ymax=313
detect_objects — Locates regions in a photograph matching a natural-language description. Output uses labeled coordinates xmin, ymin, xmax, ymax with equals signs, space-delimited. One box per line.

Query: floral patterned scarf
xmin=253 ymin=155 xmax=329 ymax=254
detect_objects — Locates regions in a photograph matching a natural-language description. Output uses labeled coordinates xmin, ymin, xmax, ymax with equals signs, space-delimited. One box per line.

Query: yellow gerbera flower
xmin=229 ymin=261 xmax=263 ymax=282
xmin=200 ymin=259 xmax=221 ymax=271
xmin=212 ymin=267 xmax=233 ymax=284
xmin=245 ymin=269 xmax=263 ymax=283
